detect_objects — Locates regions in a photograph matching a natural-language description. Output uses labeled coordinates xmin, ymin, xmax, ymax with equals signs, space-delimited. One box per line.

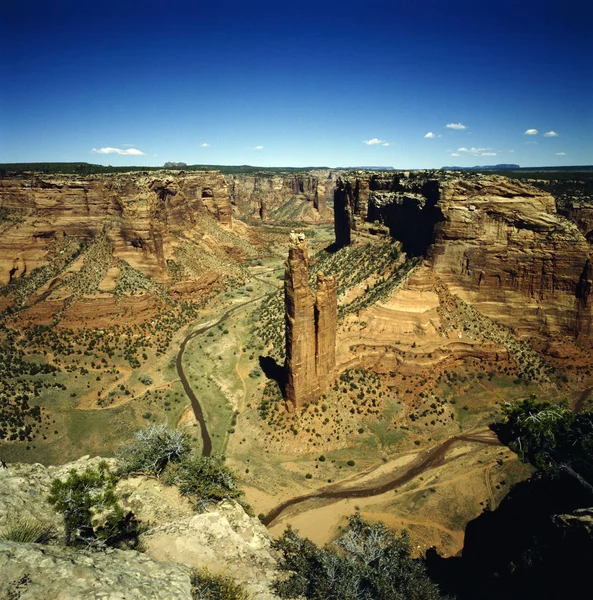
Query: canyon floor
xmin=2 ymin=218 xmax=591 ymax=557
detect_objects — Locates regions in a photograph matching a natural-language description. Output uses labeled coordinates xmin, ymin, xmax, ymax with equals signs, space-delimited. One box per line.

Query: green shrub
xmin=191 ymin=569 xmax=250 ymax=599
xmin=273 ymin=514 xmax=444 ymax=600
xmin=0 ymin=516 xmax=55 ymax=544
xmin=164 ymin=455 xmax=244 ymax=512
xmin=47 ymin=461 xmax=139 ymax=548
xmin=139 ymin=373 xmax=153 ymax=385
xmin=118 ymin=424 xmax=192 ymax=476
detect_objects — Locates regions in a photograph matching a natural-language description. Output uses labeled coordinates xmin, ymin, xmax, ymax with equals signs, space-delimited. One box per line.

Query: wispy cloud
xmin=92 ymin=147 xmax=145 ymax=156
xmin=524 ymin=129 xmax=538 ymax=135
xmin=253 ymin=145 xmax=264 ymax=150
xmin=456 ymin=147 xmax=495 ymax=155
xmin=446 ymin=123 xmax=467 ymax=130
xmin=525 ymin=141 xmax=538 ymax=145
xmin=450 ymin=153 xmax=461 ymax=157
xmin=424 ymin=132 xmax=437 ymax=139
xmin=363 ymin=138 xmax=387 ymax=145
xmin=544 ymin=131 xmax=559 ymax=137
xmin=555 ymin=152 xmax=567 ymax=156
xmin=200 ymin=143 xmax=210 ymax=148
xmin=382 ymin=142 xmax=390 ymax=146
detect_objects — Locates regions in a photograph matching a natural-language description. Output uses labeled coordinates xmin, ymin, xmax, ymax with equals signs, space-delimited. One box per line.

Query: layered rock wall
xmin=227 ymin=171 xmax=336 ymax=221
xmin=0 ymin=170 xmax=232 ymax=285
xmin=284 ymin=235 xmax=337 ymax=409
xmin=334 ymin=171 xmax=593 ymax=346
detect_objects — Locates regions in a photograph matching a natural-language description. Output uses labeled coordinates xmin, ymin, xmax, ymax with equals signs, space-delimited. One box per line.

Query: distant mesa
xmin=163 ymin=162 xmax=188 ymax=169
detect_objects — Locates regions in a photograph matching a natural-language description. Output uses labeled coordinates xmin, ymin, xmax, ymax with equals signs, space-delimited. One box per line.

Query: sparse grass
xmin=191 ymin=569 xmax=251 ymax=600
xmin=0 ymin=517 xmax=56 ymax=544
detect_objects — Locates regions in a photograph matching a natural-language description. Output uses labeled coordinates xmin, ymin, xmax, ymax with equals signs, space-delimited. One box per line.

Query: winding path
xmin=175 ymin=295 xmax=264 ymax=456
xmin=262 ymin=432 xmax=500 ymax=526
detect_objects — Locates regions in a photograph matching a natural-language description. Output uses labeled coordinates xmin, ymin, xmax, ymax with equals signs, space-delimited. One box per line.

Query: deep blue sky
xmin=1 ymin=0 xmax=591 ymax=168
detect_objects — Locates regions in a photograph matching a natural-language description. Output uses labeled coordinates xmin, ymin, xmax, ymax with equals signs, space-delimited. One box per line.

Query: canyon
xmin=0 ymin=164 xmax=592 ymax=579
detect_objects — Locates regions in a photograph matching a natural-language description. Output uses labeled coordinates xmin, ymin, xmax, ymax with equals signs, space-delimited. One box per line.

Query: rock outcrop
xmin=334 ymin=172 xmax=593 ymax=347
xmin=284 ymin=234 xmax=337 ymax=409
xmin=0 ymin=170 xmax=232 ymax=287
xmin=0 ymin=456 xmax=280 ymax=599
xmin=227 ymin=171 xmax=336 ymax=222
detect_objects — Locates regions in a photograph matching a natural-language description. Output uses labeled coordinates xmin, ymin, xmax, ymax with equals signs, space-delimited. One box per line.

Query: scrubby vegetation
xmin=273 ymin=513 xmax=446 ymax=600
xmin=118 ymin=424 xmax=192 ymax=476
xmin=0 ymin=516 xmax=55 ymax=544
xmin=191 ymin=569 xmax=251 ymax=600
xmin=119 ymin=424 xmax=245 ymax=511
xmin=48 ymin=461 xmax=139 ymax=549
xmin=498 ymin=397 xmax=593 ymax=482
xmin=164 ymin=455 xmax=244 ymax=512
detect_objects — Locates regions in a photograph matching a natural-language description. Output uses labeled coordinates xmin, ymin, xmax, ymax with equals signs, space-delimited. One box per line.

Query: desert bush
xmin=0 ymin=516 xmax=55 ymax=544
xmin=191 ymin=569 xmax=250 ymax=599
xmin=47 ymin=461 xmax=139 ymax=548
xmin=164 ymin=455 xmax=244 ymax=512
xmin=118 ymin=424 xmax=192 ymax=476
xmin=139 ymin=373 xmax=153 ymax=385
xmin=273 ymin=513 xmax=445 ymax=600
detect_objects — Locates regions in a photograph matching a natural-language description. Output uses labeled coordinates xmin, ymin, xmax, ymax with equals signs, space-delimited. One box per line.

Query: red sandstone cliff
xmin=284 ymin=234 xmax=337 ymax=409
xmin=0 ymin=170 xmax=232 ymax=287
xmin=334 ymin=172 xmax=593 ymax=347
xmin=227 ymin=171 xmax=335 ymax=222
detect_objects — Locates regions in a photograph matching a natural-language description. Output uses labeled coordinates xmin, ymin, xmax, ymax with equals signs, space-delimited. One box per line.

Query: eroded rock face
xmin=227 ymin=171 xmax=335 ymax=221
xmin=284 ymin=234 xmax=337 ymax=409
xmin=334 ymin=171 xmax=593 ymax=346
xmin=0 ymin=170 xmax=232 ymax=286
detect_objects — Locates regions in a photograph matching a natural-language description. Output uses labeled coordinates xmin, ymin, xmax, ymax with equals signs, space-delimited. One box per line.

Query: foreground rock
xmin=0 ymin=457 xmax=280 ymax=599
xmin=0 ymin=541 xmax=193 ymax=599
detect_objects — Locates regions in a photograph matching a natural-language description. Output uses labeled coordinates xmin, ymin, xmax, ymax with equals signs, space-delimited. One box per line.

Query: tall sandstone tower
xmin=284 ymin=233 xmax=337 ymax=410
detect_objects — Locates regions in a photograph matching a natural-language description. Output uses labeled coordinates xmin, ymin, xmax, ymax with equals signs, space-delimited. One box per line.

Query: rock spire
xmin=284 ymin=233 xmax=337 ymax=410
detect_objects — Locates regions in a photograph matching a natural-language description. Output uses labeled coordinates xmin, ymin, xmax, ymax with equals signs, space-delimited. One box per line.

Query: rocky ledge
xmin=0 ymin=457 xmax=279 ymax=599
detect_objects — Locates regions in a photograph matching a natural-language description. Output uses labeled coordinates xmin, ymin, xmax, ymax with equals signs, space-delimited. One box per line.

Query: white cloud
xmin=363 ymin=138 xmax=386 ymax=145
xmin=446 ymin=123 xmax=467 ymax=130
xmin=424 ymin=132 xmax=437 ymax=138
xmin=200 ymin=143 xmax=210 ymax=148
xmin=253 ymin=145 xmax=264 ymax=150
xmin=92 ymin=147 xmax=145 ymax=156
xmin=456 ymin=147 xmax=494 ymax=155
xmin=382 ymin=142 xmax=390 ymax=146
xmin=450 ymin=153 xmax=461 ymax=157
xmin=524 ymin=129 xmax=538 ymax=135
xmin=544 ymin=131 xmax=559 ymax=137
xmin=555 ymin=152 xmax=567 ymax=156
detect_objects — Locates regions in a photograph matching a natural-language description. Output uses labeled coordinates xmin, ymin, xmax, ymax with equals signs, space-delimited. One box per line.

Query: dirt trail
xmin=175 ymin=262 xmax=283 ymax=455
xmin=263 ymin=431 xmax=500 ymax=526
xmin=234 ymin=345 xmax=247 ymax=412
xmin=176 ymin=296 xmax=263 ymax=456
